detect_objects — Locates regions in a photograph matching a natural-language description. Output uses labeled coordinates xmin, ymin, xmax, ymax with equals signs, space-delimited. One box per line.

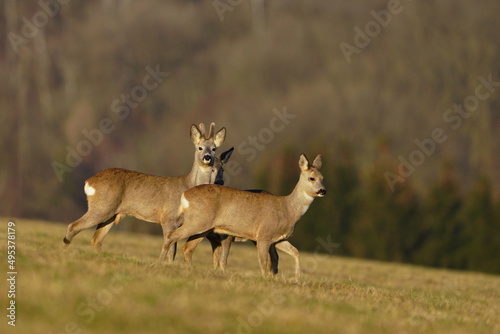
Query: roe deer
xmin=162 ymin=154 xmax=326 ymax=277
xmin=63 ymin=123 xmax=228 ymax=261
xmin=183 ymin=189 xmax=301 ymax=276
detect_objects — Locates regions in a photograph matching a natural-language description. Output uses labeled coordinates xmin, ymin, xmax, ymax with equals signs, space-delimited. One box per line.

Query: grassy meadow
xmin=2 ymin=218 xmax=500 ymax=334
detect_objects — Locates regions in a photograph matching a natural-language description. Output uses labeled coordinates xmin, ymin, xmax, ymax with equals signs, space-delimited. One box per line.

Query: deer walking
xmin=162 ymin=154 xmax=326 ymax=277
xmin=182 ymin=190 xmax=301 ymax=276
xmin=63 ymin=123 xmax=228 ymax=261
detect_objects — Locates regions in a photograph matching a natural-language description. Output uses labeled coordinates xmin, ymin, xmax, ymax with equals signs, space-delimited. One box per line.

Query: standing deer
xmin=183 ymin=190 xmax=301 ymax=276
xmin=63 ymin=122 xmax=229 ymax=261
xmin=162 ymin=154 xmax=326 ymax=277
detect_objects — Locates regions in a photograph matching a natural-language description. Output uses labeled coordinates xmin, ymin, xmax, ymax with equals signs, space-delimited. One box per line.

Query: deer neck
xmin=186 ymin=160 xmax=213 ymax=189
xmin=284 ymin=179 xmax=315 ymax=223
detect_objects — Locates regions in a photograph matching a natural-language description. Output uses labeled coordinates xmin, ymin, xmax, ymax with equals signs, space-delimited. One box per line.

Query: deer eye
xmin=309 ymin=177 xmax=315 ymax=182
xmin=212 ymin=147 xmax=217 ymax=151
xmin=198 ymin=147 xmax=203 ymax=150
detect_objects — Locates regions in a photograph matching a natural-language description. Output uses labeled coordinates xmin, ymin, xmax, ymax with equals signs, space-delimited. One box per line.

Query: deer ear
xmin=219 ymin=147 xmax=234 ymax=164
xmin=190 ymin=124 xmax=202 ymax=145
xmin=214 ymin=127 xmax=226 ymax=147
xmin=198 ymin=123 xmax=206 ymax=139
xmin=298 ymin=154 xmax=310 ymax=171
xmin=312 ymin=154 xmax=322 ymax=169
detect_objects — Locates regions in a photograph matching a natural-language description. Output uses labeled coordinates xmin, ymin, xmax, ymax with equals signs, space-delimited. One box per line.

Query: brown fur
xmin=162 ymin=154 xmax=326 ymax=277
xmin=63 ymin=123 xmax=228 ymax=262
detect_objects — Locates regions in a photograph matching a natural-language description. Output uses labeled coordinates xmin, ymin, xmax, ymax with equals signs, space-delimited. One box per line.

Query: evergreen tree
xmin=460 ymin=176 xmax=500 ymax=273
xmin=415 ymin=163 xmax=465 ymax=269
xmin=353 ymin=141 xmax=421 ymax=263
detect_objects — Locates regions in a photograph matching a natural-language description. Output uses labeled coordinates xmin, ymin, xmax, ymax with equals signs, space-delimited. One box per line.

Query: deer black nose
xmin=214 ymin=179 xmax=224 ymax=186
xmin=317 ymin=189 xmax=327 ymax=196
xmin=203 ymin=155 xmax=212 ymax=163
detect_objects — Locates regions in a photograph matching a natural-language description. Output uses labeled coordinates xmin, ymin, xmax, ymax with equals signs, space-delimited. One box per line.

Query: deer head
xmin=298 ymin=154 xmax=327 ymax=198
xmin=211 ymin=147 xmax=234 ymax=185
xmin=190 ymin=122 xmax=226 ymax=167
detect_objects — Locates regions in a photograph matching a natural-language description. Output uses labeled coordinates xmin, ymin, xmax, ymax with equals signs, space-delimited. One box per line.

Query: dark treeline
xmin=280 ymin=143 xmax=500 ymax=274
xmin=1 ymin=1 xmax=499 ymax=274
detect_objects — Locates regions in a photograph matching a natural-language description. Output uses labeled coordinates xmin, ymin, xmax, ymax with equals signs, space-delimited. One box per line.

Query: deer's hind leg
xmin=183 ymin=235 xmax=205 ymax=266
xmin=64 ymin=210 xmax=116 ymax=246
xmin=275 ymin=241 xmax=300 ymax=278
xmin=269 ymin=244 xmax=279 ymax=275
xmin=91 ymin=214 xmax=124 ymax=251
xmin=159 ymin=220 xmax=212 ymax=264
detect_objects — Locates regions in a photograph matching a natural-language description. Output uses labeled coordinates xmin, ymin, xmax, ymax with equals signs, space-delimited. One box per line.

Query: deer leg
xmin=91 ymin=214 xmax=123 ymax=251
xmin=167 ymin=242 xmax=177 ymax=262
xmin=219 ymin=235 xmax=234 ymax=271
xmin=275 ymin=241 xmax=300 ymax=278
xmin=256 ymin=240 xmax=272 ymax=277
xmin=159 ymin=239 xmax=177 ymax=264
xmin=209 ymin=236 xmax=222 ymax=270
xmin=63 ymin=211 xmax=115 ymax=246
xmin=182 ymin=236 xmax=204 ymax=266
xmin=252 ymin=240 xmax=278 ymax=274
xmin=159 ymin=222 xmax=210 ymax=264
xmin=159 ymin=217 xmax=181 ymax=263
xmin=269 ymin=243 xmax=279 ymax=275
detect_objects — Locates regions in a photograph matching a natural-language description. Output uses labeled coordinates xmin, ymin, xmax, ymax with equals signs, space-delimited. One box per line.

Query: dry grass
xmin=1 ymin=218 xmax=499 ymax=334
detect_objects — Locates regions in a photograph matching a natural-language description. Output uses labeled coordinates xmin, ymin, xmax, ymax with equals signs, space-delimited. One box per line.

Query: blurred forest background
xmin=1 ymin=0 xmax=499 ymax=273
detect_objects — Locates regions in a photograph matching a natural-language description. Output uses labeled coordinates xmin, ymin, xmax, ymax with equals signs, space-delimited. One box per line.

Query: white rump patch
xmin=84 ymin=182 xmax=96 ymax=196
xmin=181 ymin=194 xmax=190 ymax=209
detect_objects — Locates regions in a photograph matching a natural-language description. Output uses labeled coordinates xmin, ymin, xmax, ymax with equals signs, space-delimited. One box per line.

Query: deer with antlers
xmin=63 ymin=123 xmax=230 ymax=261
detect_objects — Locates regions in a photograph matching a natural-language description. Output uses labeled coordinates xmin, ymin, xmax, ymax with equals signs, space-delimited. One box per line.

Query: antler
xmin=208 ymin=122 xmax=215 ymax=139
xmin=196 ymin=122 xmax=217 ymax=140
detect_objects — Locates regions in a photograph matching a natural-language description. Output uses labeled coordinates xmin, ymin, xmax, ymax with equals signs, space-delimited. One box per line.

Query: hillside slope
xmin=1 ymin=219 xmax=499 ymax=334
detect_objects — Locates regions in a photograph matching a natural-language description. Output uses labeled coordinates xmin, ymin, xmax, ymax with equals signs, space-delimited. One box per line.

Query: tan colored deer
xmin=183 ymin=190 xmax=301 ymax=277
xmin=162 ymin=154 xmax=326 ymax=277
xmin=63 ymin=123 xmax=228 ymax=261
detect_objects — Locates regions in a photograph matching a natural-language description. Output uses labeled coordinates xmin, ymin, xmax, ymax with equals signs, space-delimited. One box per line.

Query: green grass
xmin=2 ymin=218 xmax=499 ymax=334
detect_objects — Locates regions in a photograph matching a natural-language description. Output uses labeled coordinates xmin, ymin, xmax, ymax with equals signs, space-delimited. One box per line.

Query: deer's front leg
xmin=256 ymin=240 xmax=272 ymax=277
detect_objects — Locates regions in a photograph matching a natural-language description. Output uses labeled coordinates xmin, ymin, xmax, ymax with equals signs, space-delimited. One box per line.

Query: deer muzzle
xmin=202 ymin=154 xmax=213 ymax=164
